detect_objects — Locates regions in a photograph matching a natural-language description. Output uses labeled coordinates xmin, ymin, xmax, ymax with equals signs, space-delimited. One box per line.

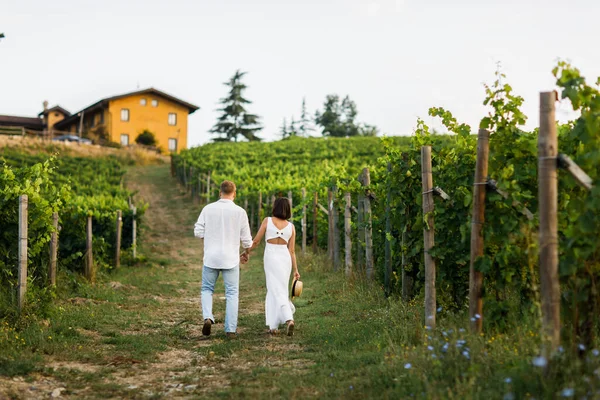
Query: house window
xmin=140 ymin=98 xmax=147 ymax=106
xmin=168 ymin=113 xmax=177 ymax=126
xmin=168 ymin=138 xmax=177 ymax=152
xmin=121 ymin=108 xmax=129 ymax=121
xmin=54 ymin=112 xmax=59 ymax=117
xmin=120 ymin=134 xmax=129 ymax=146
xmin=151 ymin=99 xmax=158 ymax=107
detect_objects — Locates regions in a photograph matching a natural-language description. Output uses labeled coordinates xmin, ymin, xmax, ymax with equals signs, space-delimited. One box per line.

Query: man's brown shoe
xmin=202 ymin=319 xmax=212 ymax=336
xmin=226 ymin=332 xmax=237 ymax=339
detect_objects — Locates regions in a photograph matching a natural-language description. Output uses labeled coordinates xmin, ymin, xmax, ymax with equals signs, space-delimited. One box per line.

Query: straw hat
xmin=291 ymin=279 xmax=303 ymax=298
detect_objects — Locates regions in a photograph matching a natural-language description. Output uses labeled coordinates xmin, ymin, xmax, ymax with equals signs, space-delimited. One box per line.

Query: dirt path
xmin=1 ymin=165 xmax=313 ymax=399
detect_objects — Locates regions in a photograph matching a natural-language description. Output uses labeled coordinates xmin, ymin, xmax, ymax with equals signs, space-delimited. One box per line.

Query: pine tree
xmin=210 ymin=70 xmax=262 ymax=142
xmin=298 ymin=97 xmax=314 ymax=137
xmin=279 ymin=118 xmax=288 ymax=138
xmin=288 ymin=117 xmax=298 ymax=137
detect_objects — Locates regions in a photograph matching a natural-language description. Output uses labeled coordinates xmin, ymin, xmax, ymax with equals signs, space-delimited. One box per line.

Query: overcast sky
xmin=1 ymin=0 xmax=599 ymax=147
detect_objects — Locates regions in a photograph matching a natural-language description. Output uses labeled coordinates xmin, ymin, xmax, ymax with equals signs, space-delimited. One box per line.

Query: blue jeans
xmin=201 ymin=265 xmax=239 ymax=333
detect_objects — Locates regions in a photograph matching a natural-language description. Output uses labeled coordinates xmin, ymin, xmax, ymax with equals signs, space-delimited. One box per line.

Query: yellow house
xmin=54 ymin=88 xmax=199 ymax=153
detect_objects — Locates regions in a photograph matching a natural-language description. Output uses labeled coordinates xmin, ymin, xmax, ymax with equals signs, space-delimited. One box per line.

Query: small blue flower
xmin=560 ymin=388 xmax=574 ymax=397
xmin=442 ymin=331 xmax=448 ymax=337
xmin=558 ymin=346 xmax=565 ymax=353
xmin=404 ymin=363 xmax=412 ymax=369
xmin=330 ymin=372 xmax=334 ymax=377
xmin=442 ymin=343 xmax=449 ymax=353
xmin=459 ymin=328 xmax=465 ymax=333
xmin=470 ymin=317 xmax=476 ymax=322
xmin=503 ymin=393 xmax=515 ymax=400
xmin=475 ymin=313 xmax=481 ymax=319
xmin=532 ymin=356 xmax=547 ymax=368
xmin=427 ymin=345 xmax=434 ymax=351
xmin=431 ymin=354 xmax=437 ymax=359
xmin=425 ymin=326 xmax=432 ymax=331
xmin=592 ymin=349 xmax=599 ymax=357
xmin=462 ymin=351 xmax=470 ymax=360
xmin=579 ymin=344 xmax=586 ymax=351
xmin=504 ymin=378 xmax=512 ymax=384
xmin=437 ymin=307 xmax=442 ymax=312
xmin=349 ymin=386 xmax=354 ymax=390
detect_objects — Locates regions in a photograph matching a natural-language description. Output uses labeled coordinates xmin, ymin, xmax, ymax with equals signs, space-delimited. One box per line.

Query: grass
xmin=1 ymin=165 xmax=599 ymax=399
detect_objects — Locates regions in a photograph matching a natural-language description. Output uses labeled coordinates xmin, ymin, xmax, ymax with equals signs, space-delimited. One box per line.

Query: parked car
xmin=52 ymin=134 xmax=92 ymax=144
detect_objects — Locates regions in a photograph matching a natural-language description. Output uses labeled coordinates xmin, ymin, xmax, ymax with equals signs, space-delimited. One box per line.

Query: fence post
xmin=469 ymin=128 xmax=490 ymax=333
xmin=344 ymin=192 xmax=353 ymax=277
xmin=115 ymin=210 xmax=122 ymax=268
xmin=421 ymin=146 xmax=436 ymax=329
xmin=312 ymin=192 xmax=318 ymax=253
xmin=86 ymin=215 xmax=94 ymax=282
xmin=327 ymin=188 xmax=333 ymax=261
xmin=332 ymin=186 xmax=341 ymax=271
xmin=183 ymin=160 xmax=187 ymax=188
xmin=539 ymin=91 xmax=560 ymax=354
xmin=49 ymin=212 xmax=58 ymax=287
xmin=288 ymin=190 xmax=293 ymax=220
xmin=363 ymin=168 xmax=374 ymax=280
xmin=18 ymin=195 xmax=28 ymax=313
xmin=301 ymin=188 xmax=307 ymax=254
xmin=385 ymin=162 xmax=392 ymax=295
xmin=357 ymin=172 xmax=365 ymax=273
xmin=206 ymin=171 xmax=211 ymax=203
xmin=132 ymin=206 xmax=137 ymax=259
xmin=258 ymin=192 xmax=263 ymax=228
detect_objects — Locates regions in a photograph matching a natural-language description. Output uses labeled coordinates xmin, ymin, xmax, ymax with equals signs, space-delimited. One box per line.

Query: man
xmin=194 ymin=180 xmax=252 ymax=337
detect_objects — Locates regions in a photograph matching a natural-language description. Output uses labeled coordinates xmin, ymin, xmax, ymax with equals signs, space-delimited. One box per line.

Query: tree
xmin=288 ymin=117 xmax=298 ymax=137
xmin=135 ymin=129 xmax=157 ymax=146
xmin=0 ymin=33 xmax=4 ymax=40
xmin=315 ymin=94 xmax=378 ymax=137
xmin=279 ymin=118 xmax=288 ymax=138
xmin=210 ymin=70 xmax=262 ymax=142
xmin=298 ymin=98 xmax=314 ymax=137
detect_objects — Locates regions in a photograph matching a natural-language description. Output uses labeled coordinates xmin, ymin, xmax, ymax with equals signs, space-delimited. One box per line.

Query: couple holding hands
xmin=193 ymin=180 xmax=301 ymax=337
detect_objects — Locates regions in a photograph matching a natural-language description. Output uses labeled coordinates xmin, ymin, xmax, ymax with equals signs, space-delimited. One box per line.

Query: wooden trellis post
xmin=115 ymin=210 xmax=122 ymax=268
xmin=469 ymin=128 xmax=490 ymax=333
xmin=18 ymin=195 xmax=28 ymax=312
xmin=132 ymin=206 xmax=137 ymax=259
xmin=206 ymin=171 xmax=211 ymax=203
xmin=538 ymin=91 xmax=560 ymax=354
xmin=258 ymin=192 xmax=263 ymax=228
xmin=421 ymin=146 xmax=436 ymax=329
xmin=332 ymin=186 xmax=341 ymax=271
xmin=312 ymin=192 xmax=318 ymax=253
xmin=344 ymin=192 xmax=353 ymax=277
xmin=301 ymin=188 xmax=307 ymax=254
xmin=385 ymin=162 xmax=392 ymax=295
xmin=288 ymin=190 xmax=293 ymax=220
xmin=327 ymin=188 xmax=334 ymax=261
xmin=49 ymin=212 xmax=58 ymax=287
xmin=362 ymin=168 xmax=374 ymax=280
xmin=86 ymin=215 xmax=94 ymax=282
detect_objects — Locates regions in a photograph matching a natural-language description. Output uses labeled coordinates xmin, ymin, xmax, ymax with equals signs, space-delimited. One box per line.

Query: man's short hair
xmin=272 ymin=197 xmax=291 ymax=220
xmin=220 ymin=180 xmax=236 ymax=195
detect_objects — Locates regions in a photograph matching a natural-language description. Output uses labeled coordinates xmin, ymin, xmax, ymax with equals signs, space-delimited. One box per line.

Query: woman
xmin=249 ymin=197 xmax=300 ymax=336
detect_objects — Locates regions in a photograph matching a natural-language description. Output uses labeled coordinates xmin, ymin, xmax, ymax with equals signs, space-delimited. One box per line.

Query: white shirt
xmin=194 ymin=199 xmax=253 ymax=269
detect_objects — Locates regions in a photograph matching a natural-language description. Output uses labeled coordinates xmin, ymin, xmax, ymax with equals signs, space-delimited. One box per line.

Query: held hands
xmin=240 ymin=251 xmax=250 ymax=265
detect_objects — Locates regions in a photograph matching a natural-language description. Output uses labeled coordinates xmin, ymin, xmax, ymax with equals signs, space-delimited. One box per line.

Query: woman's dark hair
xmin=272 ymin=197 xmax=291 ymax=220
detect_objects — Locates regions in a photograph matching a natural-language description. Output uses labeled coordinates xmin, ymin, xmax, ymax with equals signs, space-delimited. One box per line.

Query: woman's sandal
xmin=286 ymin=320 xmax=295 ymax=337
xmin=268 ymin=329 xmax=279 ymax=335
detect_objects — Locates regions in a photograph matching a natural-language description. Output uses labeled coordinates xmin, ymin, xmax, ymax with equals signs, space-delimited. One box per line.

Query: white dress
xmin=264 ymin=217 xmax=295 ymax=330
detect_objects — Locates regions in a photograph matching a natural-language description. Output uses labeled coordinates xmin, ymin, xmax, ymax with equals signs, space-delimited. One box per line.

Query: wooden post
xmin=288 ymin=190 xmax=293 ymax=220
xmin=49 ymin=212 xmax=58 ymax=287
xmin=312 ymin=192 xmax=318 ymax=253
xmin=86 ymin=215 xmax=94 ymax=282
xmin=362 ymin=168 xmax=374 ymax=280
xmin=115 ymin=210 xmax=122 ymax=268
xmin=183 ymin=160 xmax=187 ymax=188
xmin=344 ymin=192 xmax=353 ymax=277
xmin=357 ymin=174 xmax=365 ymax=273
xmin=132 ymin=207 xmax=137 ymax=259
xmin=17 ymin=195 xmax=28 ymax=312
xmin=385 ymin=162 xmax=392 ymax=295
xmin=301 ymin=188 xmax=307 ymax=254
xmin=327 ymin=188 xmax=333 ymax=261
xmin=421 ymin=146 xmax=436 ymax=329
xmin=206 ymin=171 xmax=211 ymax=203
xmin=332 ymin=186 xmax=341 ymax=271
xmin=469 ymin=129 xmax=490 ymax=333
xmin=258 ymin=192 xmax=263 ymax=227
xmin=538 ymin=91 xmax=560 ymax=354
